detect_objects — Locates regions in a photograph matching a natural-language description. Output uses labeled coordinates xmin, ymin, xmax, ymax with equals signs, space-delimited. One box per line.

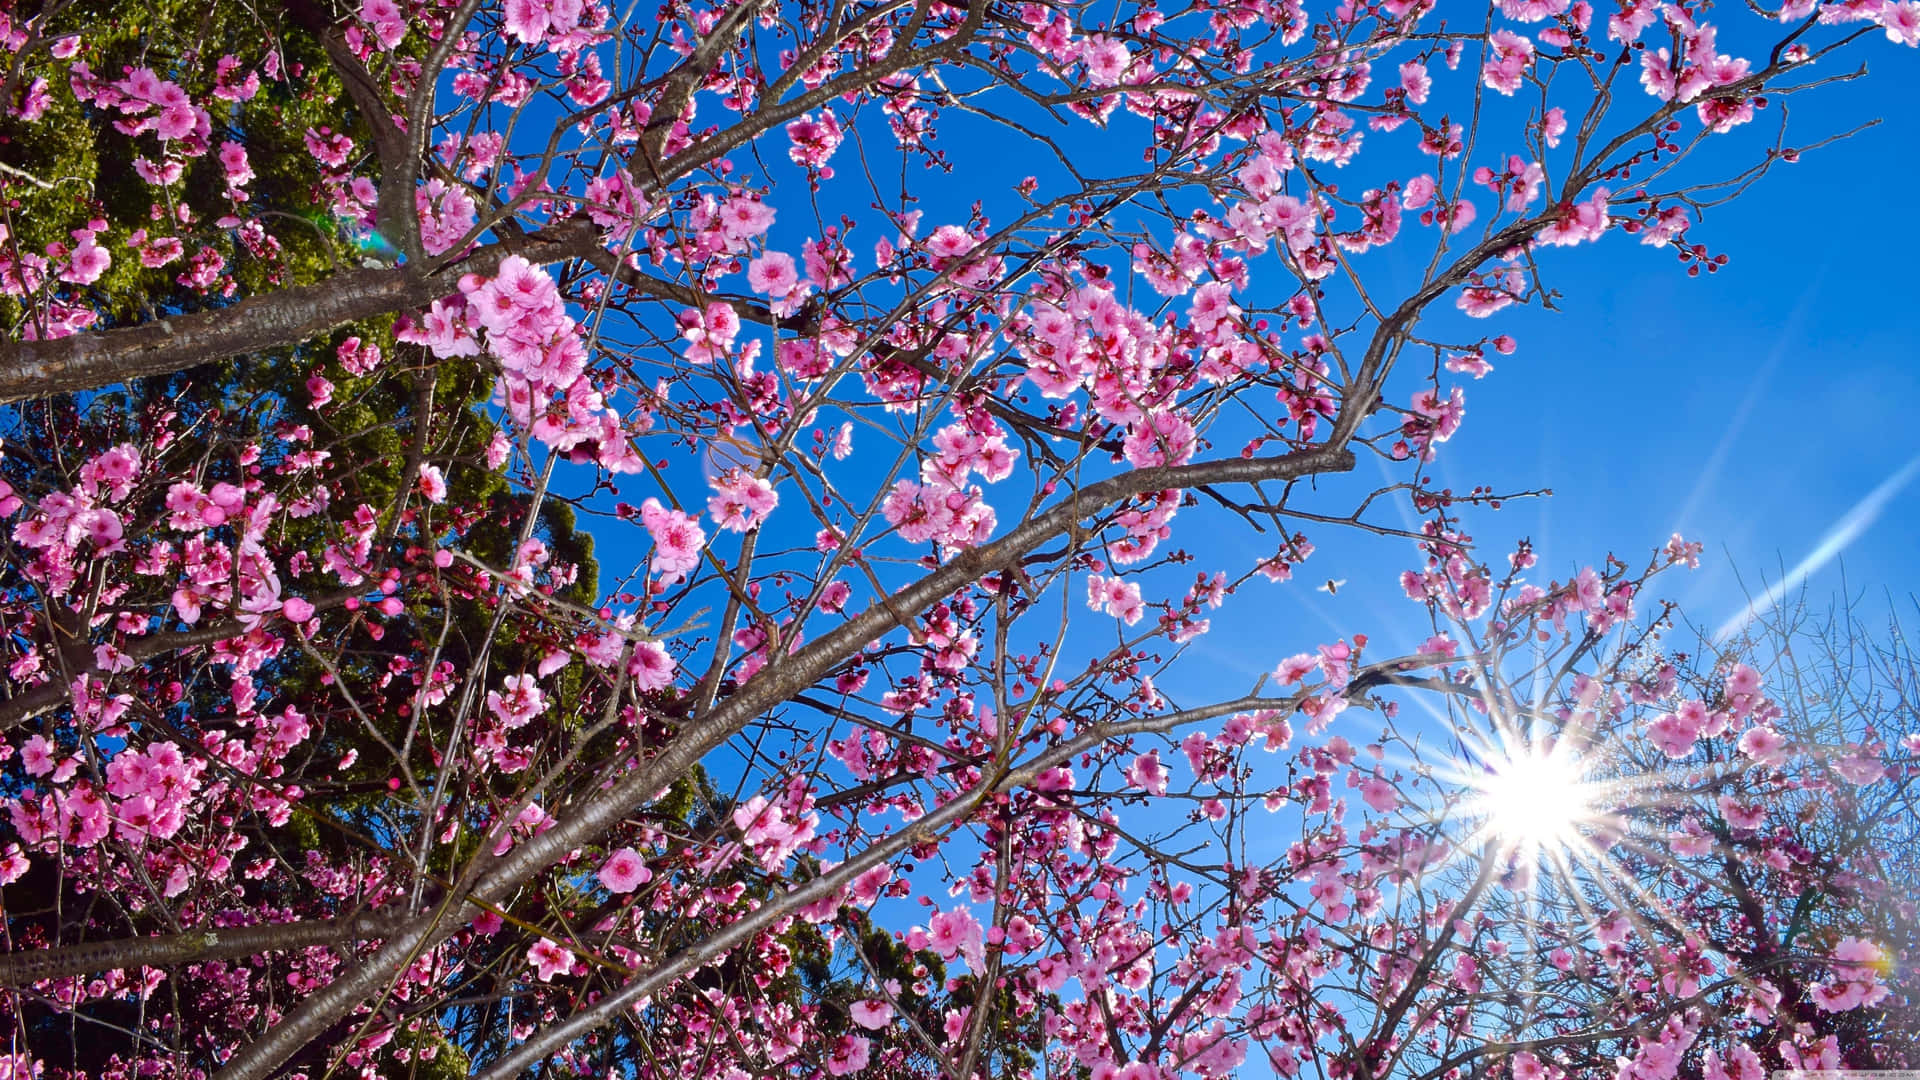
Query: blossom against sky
xmin=1176 ymin=44 xmax=1920 ymax=685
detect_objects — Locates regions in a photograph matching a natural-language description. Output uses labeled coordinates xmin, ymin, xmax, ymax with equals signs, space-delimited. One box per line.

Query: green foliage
xmin=0 ymin=0 xmax=356 ymax=332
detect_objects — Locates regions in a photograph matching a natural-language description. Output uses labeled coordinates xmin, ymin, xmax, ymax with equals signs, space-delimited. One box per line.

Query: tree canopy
xmin=0 ymin=0 xmax=1915 ymax=1077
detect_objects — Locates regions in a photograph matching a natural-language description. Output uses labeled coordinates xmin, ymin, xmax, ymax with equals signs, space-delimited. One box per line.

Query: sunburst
xmin=1434 ymin=718 xmax=1701 ymax=946
xmin=1469 ymin=737 xmax=1602 ymax=861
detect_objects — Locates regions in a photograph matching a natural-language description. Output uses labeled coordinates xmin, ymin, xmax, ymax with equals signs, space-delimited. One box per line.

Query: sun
xmin=1429 ymin=723 xmax=1690 ymax=937
xmin=1470 ymin=739 xmax=1599 ymax=857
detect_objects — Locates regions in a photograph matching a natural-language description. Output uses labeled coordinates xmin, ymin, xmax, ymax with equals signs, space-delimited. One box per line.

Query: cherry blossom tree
xmin=0 ymin=0 xmax=1915 ymax=1078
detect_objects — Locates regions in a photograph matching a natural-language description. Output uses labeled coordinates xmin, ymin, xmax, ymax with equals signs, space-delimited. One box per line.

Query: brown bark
xmin=0 ymin=268 xmax=428 ymax=404
xmin=0 ymin=226 xmax=594 ymax=405
xmin=210 ymin=441 xmax=1358 ymax=1080
xmin=0 ymin=908 xmax=414 ymax=987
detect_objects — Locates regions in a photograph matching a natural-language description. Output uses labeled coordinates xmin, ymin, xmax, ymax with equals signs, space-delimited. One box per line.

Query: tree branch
xmin=0 ymin=906 xmax=415 ymax=987
xmin=0 ymin=224 xmax=594 ymax=404
xmin=210 ymin=441 xmax=1357 ymax=1080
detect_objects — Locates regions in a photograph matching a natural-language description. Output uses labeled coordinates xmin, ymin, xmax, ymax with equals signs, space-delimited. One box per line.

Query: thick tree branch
xmin=472 ymin=691 xmax=1314 ymax=1080
xmin=210 ymin=441 xmax=1356 ymax=1080
xmin=0 ymin=224 xmax=594 ymax=404
xmin=0 ymin=907 xmax=415 ymax=987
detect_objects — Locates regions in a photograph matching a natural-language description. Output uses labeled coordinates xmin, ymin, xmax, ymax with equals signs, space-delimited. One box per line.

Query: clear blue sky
xmin=1451 ymin=51 xmax=1920 ymax=620
xmin=530 ymin=12 xmax=1920 ymax=1007
xmin=1184 ymin=41 xmax=1920 ymax=683
xmin=554 ymin=22 xmax=1920 ymax=700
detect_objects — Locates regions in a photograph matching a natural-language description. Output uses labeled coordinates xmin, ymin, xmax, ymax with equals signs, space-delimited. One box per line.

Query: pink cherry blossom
xmin=1483 ymin=31 xmax=1535 ymax=95
xmin=926 ymin=907 xmax=983 ymax=966
xmin=1400 ymin=60 xmax=1431 ymax=103
xmin=707 ymin=470 xmax=778 ymax=532
xmin=597 ymin=847 xmax=651 ymax=893
xmin=20 ymin=736 xmax=55 ymax=778
xmin=1081 ymin=35 xmax=1131 ymax=86
xmin=1884 ymin=2 xmax=1920 ymax=45
xmin=747 ymin=251 xmax=799 ymax=295
xmin=1085 ymin=574 xmax=1145 ymax=625
xmin=718 ymin=195 xmax=776 ymax=242
xmin=418 ymin=463 xmax=449 ymax=503
xmin=1359 ymin=775 xmax=1399 ymax=813
xmin=1738 ymin=725 xmax=1788 ymax=765
xmin=361 ymin=0 xmax=408 ymax=48
xmin=786 ymin=111 xmax=845 ymax=171
xmin=487 ymin=674 xmax=548 ymax=728
xmin=219 ymin=141 xmax=254 ymax=186
xmin=1125 ymin=751 xmax=1170 ymax=796
xmin=527 ymin=938 xmax=575 ymax=981
xmin=638 ymin=498 xmax=705 ymax=582
xmin=626 ymin=641 xmax=674 ymax=692
xmin=60 ymin=240 xmax=110 ymax=285
xmin=849 ymin=1000 xmax=893 ymax=1029
xmin=825 ymin=1034 xmax=870 ymax=1076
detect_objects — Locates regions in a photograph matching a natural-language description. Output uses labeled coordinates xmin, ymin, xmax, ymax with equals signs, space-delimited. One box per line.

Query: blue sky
xmin=489 ymin=12 xmax=1920 ymax=1045
xmin=540 ymin=15 xmax=1920 ymax=771
xmin=1182 ymin=40 xmax=1920 ymax=684
xmin=1448 ymin=57 xmax=1920 ymax=626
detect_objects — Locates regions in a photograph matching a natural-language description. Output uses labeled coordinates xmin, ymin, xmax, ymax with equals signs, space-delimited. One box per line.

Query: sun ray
xmin=1714 ymin=452 xmax=1920 ymax=643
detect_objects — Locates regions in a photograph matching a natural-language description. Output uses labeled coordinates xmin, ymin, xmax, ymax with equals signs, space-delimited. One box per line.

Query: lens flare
xmin=1472 ymin=741 xmax=1597 ymax=856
